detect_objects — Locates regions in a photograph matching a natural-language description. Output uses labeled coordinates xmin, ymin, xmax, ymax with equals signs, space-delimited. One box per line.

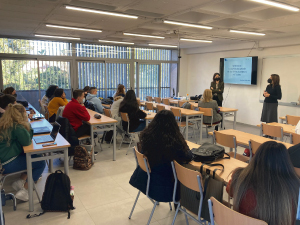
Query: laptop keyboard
xmin=36 ymin=135 xmax=53 ymax=142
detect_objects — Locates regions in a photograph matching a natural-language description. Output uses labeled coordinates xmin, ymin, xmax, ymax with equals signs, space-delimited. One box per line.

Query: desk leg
xmin=185 ymin=116 xmax=189 ymax=140
xmin=49 ymin=152 xmax=54 ymax=173
xmin=91 ymin=125 xmax=95 ymax=164
xmin=200 ymin=115 xmax=203 ymax=144
xmin=222 ymin=112 xmax=225 ymax=130
xmin=64 ymin=148 xmax=69 ymax=175
xmin=26 ymin=153 xmax=34 ymax=212
xmin=233 ymin=111 xmax=237 ymax=129
xmin=146 ymin=119 xmax=149 ymax=127
xmin=113 ymin=123 xmax=116 ymax=161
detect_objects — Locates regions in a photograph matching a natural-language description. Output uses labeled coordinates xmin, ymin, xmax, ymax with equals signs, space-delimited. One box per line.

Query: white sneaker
xmin=15 ymin=188 xmax=29 ymax=202
xmin=12 ymin=179 xmax=25 ymax=191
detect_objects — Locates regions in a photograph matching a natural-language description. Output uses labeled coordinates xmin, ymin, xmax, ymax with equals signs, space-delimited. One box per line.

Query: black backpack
xmin=84 ymin=101 xmax=95 ymax=111
xmin=27 ymin=170 xmax=75 ymax=219
xmin=191 ymin=142 xmax=230 ymax=163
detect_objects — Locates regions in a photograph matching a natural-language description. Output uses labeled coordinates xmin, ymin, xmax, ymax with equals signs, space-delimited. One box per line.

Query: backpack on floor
xmin=27 ymin=170 xmax=75 ymax=219
xmin=73 ymin=145 xmax=94 ymax=170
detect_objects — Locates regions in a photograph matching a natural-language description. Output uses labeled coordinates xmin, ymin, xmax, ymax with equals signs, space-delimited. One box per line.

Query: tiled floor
xmin=2 ymin=121 xmax=260 ymax=225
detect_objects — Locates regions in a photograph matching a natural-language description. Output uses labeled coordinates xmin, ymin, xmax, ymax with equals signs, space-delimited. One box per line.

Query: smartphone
xmin=42 ymin=142 xmax=57 ymax=147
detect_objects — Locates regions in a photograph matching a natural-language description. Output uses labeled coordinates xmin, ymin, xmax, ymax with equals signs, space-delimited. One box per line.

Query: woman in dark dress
xmin=261 ymin=74 xmax=281 ymax=123
xmin=210 ymin=73 xmax=224 ymax=107
xmin=129 ymin=110 xmax=193 ymax=202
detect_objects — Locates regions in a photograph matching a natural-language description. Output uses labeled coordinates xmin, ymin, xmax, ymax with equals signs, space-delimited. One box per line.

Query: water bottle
xmin=70 ymin=186 xmax=75 ymax=197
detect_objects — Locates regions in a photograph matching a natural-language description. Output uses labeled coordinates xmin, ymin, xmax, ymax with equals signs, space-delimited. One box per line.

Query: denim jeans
xmin=133 ymin=120 xmax=146 ymax=132
xmin=3 ymin=153 xmax=46 ymax=182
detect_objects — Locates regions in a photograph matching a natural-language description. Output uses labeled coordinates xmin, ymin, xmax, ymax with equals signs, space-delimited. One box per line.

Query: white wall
xmin=179 ymin=36 xmax=300 ymax=126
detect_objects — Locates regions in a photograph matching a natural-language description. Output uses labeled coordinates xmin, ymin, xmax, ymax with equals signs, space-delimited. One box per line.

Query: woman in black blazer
xmin=129 ymin=110 xmax=193 ymax=202
xmin=210 ymin=73 xmax=224 ymax=107
xmin=261 ymin=74 xmax=282 ymax=123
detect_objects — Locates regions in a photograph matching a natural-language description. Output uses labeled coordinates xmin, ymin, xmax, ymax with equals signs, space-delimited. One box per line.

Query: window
xmin=134 ymin=48 xmax=176 ymax=61
xmin=138 ymin=64 xmax=159 ymax=101
xmin=0 ymin=38 xmax=72 ymax=56
xmin=76 ymin=43 xmax=132 ymax=59
xmin=161 ymin=63 xmax=171 ymax=98
xmin=106 ymin=63 xmax=130 ymax=97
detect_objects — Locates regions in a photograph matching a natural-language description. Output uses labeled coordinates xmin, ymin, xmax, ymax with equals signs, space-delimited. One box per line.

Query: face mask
xmin=215 ymin=78 xmax=220 ymax=81
xmin=267 ymin=78 xmax=272 ymax=84
xmin=83 ymin=98 xmax=85 ymax=103
xmin=13 ymin=94 xmax=17 ymax=97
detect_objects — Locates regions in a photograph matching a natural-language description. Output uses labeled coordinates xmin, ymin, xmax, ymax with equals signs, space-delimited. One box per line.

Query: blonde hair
xmin=202 ymin=89 xmax=212 ymax=103
xmin=0 ymin=103 xmax=30 ymax=145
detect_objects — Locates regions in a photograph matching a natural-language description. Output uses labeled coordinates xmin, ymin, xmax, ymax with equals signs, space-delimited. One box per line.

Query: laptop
xmin=33 ymin=122 xmax=61 ymax=144
xmin=33 ymin=126 xmax=51 ymax=135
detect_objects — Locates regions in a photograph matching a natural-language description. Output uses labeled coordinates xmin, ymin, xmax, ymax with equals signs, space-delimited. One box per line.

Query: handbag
xmin=191 ymin=142 xmax=230 ymax=163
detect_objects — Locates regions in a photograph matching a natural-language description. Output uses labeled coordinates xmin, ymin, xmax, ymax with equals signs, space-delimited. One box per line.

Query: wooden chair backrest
xmin=292 ymin=133 xmax=300 ymax=145
xmin=157 ymin=105 xmax=165 ymax=112
xmin=103 ymin=108 xmax=111 ymax=118
xmin=214 ymin=131 xmax=236 ymax=148
xmin=134 ymin=147 xmax=151 ymax=173
xmin=154 ymin=97 xmax=161 ymax=103
xmin=178 ymin=101 xmax=185 ymax=107
xmin=137 ymin=99 xmax=140 ymax=106
xmin=261 ymin=123 xmax=282 ymax=138
xmin=173 ymin=161 xmax=202 ymax=192
xmin=146 ymin=96 xmax=153 ymax=102
xmin=249 ymin=139 xmax=261 ymax=155
xmin=171 ymin=107 xmax=181 ymax=118
xmin=286 ymin=115 xmax=300 ymax=126
xmin=120 ymin=112 xmax=129 ymax=122
xmin=199 ymin=107 xmax=213 ymax=117
xmin=210 ymin=197 xmax=268 ymax=225
xmin=162 ymin=98 xmax=170 ymax=105
xmin=190 ymin=105 xmax=195 ymax=110
xmin=146 ymin=102 xmax=154 ymax=111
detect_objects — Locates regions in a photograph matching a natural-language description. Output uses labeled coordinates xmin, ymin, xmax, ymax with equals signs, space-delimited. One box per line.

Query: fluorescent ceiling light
xmin=46 ymin=24 xmax=102 ymax=33
xmin=230 ymin=29 xmax=265 ymax=36
xmin=65 ymin=6 xmax=138 ymax=19
xmin=99 ymin=40 xmax=134 ymax=45
xmin=164 ymin=20 xmax=212 ymax=29
xmin=123 ymin=33 xmax=165 ymax=39
xmin=35 ymin=34 xmax=80 ymax=40
xmin=180 ymin=38 xmax=212 ymax=43
xmin=250 ymin=0 xmax=299 ymax=11
xmin=148 ymin=44 xmax=177 ymax=48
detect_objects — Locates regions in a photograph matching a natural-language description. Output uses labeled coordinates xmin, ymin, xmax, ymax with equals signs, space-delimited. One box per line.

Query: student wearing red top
xmin=62 ymin=89 xmax=90 ymax=137
xmin=226 ymin=141 xmax=300 ymax=225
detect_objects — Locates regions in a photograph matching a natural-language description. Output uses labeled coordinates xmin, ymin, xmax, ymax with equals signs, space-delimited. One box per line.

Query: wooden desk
xmin=186 ymin=141 xmax=247 ymax=183
xmin=191 ymin=102 xmax=238 ymax=130
xmin=103 ymin=104 xmax=111 ymax=109
xmin=279 ymin=116 xmax=286 ymax=123
xmin=141 ymin=102 xmax=204 ymax=143
xmin=215 ymin=129 xmax=293 ymax=149
xmin=86 ymin=109 xmax=118 ymax=161
xmin=26 ymin=104 xmax=70 ymax=212
xmin=143 ymin=110 xmax=156 ymax=127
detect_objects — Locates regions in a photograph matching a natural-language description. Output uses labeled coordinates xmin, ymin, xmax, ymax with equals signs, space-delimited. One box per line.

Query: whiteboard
xmin=260 ymin=56 xmax=300 ymax=103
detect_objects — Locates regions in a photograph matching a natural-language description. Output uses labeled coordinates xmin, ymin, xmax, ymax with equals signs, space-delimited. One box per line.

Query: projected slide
xmin=224 ymin=57 xmax=252 ymax=85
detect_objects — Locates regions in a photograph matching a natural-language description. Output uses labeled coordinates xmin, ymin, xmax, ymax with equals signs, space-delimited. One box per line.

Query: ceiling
xmin=0 ymin=0 xmax=300 ymax=48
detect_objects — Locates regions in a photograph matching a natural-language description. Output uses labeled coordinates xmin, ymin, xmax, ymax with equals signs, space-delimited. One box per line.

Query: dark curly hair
xmin=139 ymin=110 xmax=190 ymax=167
xmin=45 ymin=85 xmax=58 ymax=98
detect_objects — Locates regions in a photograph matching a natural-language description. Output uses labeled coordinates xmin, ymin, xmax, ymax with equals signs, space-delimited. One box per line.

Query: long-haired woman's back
xmin=228 ymin=141 xmax=300 ymax=225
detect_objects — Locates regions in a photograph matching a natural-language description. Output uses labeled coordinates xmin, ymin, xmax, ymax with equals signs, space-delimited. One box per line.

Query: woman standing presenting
xmin=261 ymin=74 xmax=281 ymax=123
xmin=210 ymin=73 xmax=224 ymax=106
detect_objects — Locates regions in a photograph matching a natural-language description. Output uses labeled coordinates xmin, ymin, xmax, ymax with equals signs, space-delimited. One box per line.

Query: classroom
xmin=0 ymin=0 xmax=300 ymax=224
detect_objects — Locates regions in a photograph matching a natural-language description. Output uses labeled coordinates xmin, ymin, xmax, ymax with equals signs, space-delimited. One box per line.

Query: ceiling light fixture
xmin=46 ymin=24 xmax=102 ymax=32
xmin=164 ymin=20 xmax=212 ymax=29
xmin=148 ymin=44 xmax=177 ymax=48
xmin=99 ymin=40 xmax=134 ymax=45
xmin=250 ymin=0 xmax=299 ymax=11
xmin=180 ymin=38 xmax=212 ymax=43
xmin=35 ymin=34 xmax=80 ymax=40
xmin=65 ymin=6 xmax=138 ymax=19
xmin=230 ymin=29 xmax=265 ymax=36
xmin=123 ymin=33 xmax=165 ymax=39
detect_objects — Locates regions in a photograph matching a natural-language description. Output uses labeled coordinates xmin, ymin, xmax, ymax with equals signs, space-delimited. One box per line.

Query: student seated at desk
xmin=129 ymin=110 xmax=193 ymax=202
xmin=111 ymin=95 xmax=124 ymax=130
xmin=119 ymin=90 xmax=146 ymax=132
xmin=0 ymin=94 xmax=16 ymax=117
xmin=226 ymin=141 xmax=299 ymax=225
xmin=86 ymin=87 xmax=104 ymax=114
xmin=3 ymin=87 xmax=16 ymax=96
xmin=0 ymin=104 xmax=46 ymax=201
xmin=288 ymin=143 xmax=300 ymax=177
xmin=41 ymin=85 xmax=58 ymax=106
xmin=198 ymin=89 xmax=222 ymax=130
xmin=63 ymin=89 xmax=91 ymax=138
xmin=48 ymin=88 xmax=68 ymax=122
xmin=113 ymin=84 xmax=126 ymax=98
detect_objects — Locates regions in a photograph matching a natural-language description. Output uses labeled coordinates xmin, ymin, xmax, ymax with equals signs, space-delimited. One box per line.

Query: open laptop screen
xmin=50 ymin=122 xmax=61 ymax=139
